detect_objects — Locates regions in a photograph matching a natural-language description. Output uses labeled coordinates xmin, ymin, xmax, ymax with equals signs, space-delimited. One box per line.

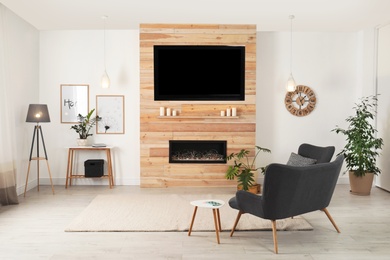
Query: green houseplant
xmin=71 ymin=108 xmax=102 ymax=141
xmin=332 ymin=95 xmax=384 ymax=195
xmin=225 ymin=146 xmax=271 ymax=192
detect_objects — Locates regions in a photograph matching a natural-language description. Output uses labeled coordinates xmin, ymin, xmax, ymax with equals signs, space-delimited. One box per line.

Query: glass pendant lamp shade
xmin=101 ymin=70 xmax=110 ymax=89
xmin=286 ymin=73 xmax=296 ymax=92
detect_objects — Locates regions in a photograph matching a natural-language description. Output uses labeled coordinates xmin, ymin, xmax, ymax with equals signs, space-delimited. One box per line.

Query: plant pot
xmin=77 ymin=138 xmax=88 ymax=146
xmin=349 ymin=171 xmax=374 ymax=196
xmin=237 ymin=183 xmax=261 ymax=194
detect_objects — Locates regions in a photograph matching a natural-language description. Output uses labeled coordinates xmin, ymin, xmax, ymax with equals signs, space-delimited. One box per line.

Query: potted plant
xmin=70 ymin=108 xmax=102 ymax=146
xmin=332 ymin=95 xmax=384 ymax=195
xmin=225 ymin=145 xmax=271 ymax=193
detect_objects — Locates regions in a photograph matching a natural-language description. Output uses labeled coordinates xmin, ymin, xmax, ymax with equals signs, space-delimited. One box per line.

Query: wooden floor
xmin=1 ymin=184 xmax=390 ymax=259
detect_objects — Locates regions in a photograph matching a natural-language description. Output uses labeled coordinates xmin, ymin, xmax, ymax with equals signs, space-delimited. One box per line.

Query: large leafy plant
xmin=332 ymin=95 xmax=383 ymax=177
xmin=225 ymin=146 xmax=271 ymax=191
xmin=70 ymin=109 xmax=102 ymax=139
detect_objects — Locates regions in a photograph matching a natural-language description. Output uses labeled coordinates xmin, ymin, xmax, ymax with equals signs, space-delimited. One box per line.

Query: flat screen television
xmin=154 ymin=45 xmax=245 ymax=101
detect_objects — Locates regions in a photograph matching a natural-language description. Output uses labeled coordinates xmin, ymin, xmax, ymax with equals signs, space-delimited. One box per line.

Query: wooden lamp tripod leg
xmin=24 ymin=125 xmax=55 ymax=197
xmin=39 ymin=126 xmax=54 ymax=194
xmin=24 ymin=126 xmax=37 ymax=197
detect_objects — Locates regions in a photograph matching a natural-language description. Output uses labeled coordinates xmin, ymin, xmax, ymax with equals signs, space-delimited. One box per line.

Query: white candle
xmin=172 ymin=110 xmax=177 ymax=116
xmin=232 ymin=107 xmax=237 ymax=116
xmin=166 ymin=108 xmax=171 ymax=116
xmin=226 ymin=108 xmax=231 ymax=117
xmin=160 ymin=107 xmax=165 ymax=116
xmin=220 ymin=110 xmax=225 ymax=116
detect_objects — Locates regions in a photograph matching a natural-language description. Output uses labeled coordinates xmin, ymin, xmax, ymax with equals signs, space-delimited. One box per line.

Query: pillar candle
xmin=220 ymin=110 xmax=225 ymax=116
xmin=226 ymin=108 xmax=231 ymax=117
xmin=232 ymin=107 xmax=237 ymax=117
xmin=160 ymin=107 xmax=165 ymax=116
xmin=172 ymin=110 xmax=177 ymax=116
xmin=166 ymin=108 xmax=171 ymax=116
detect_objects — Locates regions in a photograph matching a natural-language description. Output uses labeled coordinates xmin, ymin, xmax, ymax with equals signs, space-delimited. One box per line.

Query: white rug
xmin=65 ymin=193 xmax=313 ymax=232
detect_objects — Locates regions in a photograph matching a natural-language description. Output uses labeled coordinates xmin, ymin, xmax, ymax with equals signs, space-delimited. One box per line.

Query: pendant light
xmin=286 ymin=15 xmax=296 ymax=92
xmin=101 ymin=15 xmax=110 ymax=89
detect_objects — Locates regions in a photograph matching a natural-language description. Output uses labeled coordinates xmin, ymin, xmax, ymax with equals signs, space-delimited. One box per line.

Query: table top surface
xmin=67 ymin=146 xmax=114 ymax=149
xmin=190 ymin=199 xmax=225 ymax=209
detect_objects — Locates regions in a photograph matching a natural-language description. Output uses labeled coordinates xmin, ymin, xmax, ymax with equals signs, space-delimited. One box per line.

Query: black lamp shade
xmin=26 ymin=104 xmax=51 ymax=123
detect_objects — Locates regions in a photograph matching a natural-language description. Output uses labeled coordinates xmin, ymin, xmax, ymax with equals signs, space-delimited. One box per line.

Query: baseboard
xmin=18 ymin=176 xmax=349 ymax=196
xmin=17 ymin=177 xmax=141 ymax=196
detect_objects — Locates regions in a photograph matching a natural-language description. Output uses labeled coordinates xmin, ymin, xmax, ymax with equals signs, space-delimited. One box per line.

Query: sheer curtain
xmin=0 ymin=4 xmax=19 ymax=205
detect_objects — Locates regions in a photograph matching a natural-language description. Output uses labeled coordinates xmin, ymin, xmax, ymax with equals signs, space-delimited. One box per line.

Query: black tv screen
xmin=154 ymin=45 xmax=245 ymax=101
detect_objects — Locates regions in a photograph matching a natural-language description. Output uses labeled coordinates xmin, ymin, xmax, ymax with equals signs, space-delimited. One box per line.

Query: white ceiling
xmin=1 ymin=0 xmax=390 ymax=31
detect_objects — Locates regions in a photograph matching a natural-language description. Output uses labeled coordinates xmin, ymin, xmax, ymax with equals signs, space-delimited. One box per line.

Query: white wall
xmin=38 ymin=30 xmax=140 ymax=187
xmin=256 ymin=32 xmax=364 ymax=183
xmin=2 ymin=16 xmax=375 ymax=191
xmin=36 ymin=29 xmax=376 ymax=187
xmin=2 ymin=6 xmax=40 ymax=194
xmin=357 ymin=29 xmax=377 ymax=97
xmin=376 ymin=23 xmax=390 ymax=191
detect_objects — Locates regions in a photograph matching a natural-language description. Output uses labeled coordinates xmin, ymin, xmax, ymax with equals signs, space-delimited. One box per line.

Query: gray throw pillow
xmin=287 ymin=152 xmax=317 ymax=166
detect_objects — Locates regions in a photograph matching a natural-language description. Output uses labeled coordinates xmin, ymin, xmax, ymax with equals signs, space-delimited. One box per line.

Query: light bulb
xmin=101 ymin=70 xmax=110 ymax=88
xmin=286 ymin=73 xmax=296 ymax=92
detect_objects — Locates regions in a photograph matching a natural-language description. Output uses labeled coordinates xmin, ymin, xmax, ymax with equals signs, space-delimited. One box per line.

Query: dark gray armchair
xmin=228 ymin=154 xmax=344 ymax=254
xmin=297 ymin=143 xmax=335 ymax=163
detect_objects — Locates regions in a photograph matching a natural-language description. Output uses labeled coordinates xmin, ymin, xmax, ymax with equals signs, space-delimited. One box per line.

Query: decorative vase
xmin=237 ymin=183 xmax=261 ymax=194
xmin=77 ymin=138 xmax=88 ymax=146
xmin=349 ymin=171 xmax=374 ymax=196
xmin=236 ymin=170 xmax=261 ymax=194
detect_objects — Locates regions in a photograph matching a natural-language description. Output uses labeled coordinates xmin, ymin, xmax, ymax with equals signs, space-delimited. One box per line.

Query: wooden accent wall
xmin=140 ymin=24 xmax=257 ymax=187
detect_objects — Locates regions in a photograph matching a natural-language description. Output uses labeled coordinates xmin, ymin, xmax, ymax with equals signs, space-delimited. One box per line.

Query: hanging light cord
xmin=289 ymin=15 xmax=294 ymax=74
xmin=103 ymin=16 xmax=107 ymax=70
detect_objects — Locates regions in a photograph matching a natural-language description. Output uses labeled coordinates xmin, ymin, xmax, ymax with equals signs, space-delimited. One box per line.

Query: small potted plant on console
xmin=71 ymin=108 xmax=102 ymax=146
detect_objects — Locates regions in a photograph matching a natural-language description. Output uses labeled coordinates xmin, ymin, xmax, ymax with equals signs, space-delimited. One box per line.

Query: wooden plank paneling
xmin=140 ymin=123 xmax=256 ymax=133
xmin=140 ymin=23 xmax=256 ymax=188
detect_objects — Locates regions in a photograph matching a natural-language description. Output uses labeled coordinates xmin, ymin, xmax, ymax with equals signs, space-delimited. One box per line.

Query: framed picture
xmin=96 ymin=95 xmax=125 ymax=134
xmin=60 ymin=84 xmax=89 ymax=123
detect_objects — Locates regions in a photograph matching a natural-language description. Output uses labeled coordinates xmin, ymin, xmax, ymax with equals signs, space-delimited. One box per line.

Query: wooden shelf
xmin=157 ymin=116 xmax=239 ymax=119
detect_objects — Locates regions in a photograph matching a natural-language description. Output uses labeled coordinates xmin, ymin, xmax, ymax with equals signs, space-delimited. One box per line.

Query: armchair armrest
xmin=236 ymin=190 xmax=264 ymax=218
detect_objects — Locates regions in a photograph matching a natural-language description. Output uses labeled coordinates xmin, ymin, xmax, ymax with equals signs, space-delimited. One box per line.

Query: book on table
xmin=92 ymin=143 xmax=107 ymax=147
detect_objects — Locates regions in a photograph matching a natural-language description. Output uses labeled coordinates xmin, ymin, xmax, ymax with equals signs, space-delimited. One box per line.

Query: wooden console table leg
xmin=65 ymin=148 xmax=71 ymax=188
xmin=106 ymin=149 xmax=114 ymax=188
xmin=68 ymin=149 xmax=74 ymax=187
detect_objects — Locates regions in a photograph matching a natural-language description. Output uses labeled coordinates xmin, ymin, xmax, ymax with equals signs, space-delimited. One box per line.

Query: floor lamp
xmin=24 ymin=104 xmax=54 ymax=197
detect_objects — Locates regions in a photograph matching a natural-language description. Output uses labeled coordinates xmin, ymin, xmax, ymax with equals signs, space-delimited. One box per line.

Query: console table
xmin=65 ymin=146 xmax=114 ymax=188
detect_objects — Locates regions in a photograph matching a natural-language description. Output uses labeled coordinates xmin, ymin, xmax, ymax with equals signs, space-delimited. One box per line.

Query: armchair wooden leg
xmin=271 ymin=220 xmax=278 ymax=254
xmin=230 ymin=211 xmax=243 ymax=237
xmin=322 ymin=208 xmax=341 ymax=233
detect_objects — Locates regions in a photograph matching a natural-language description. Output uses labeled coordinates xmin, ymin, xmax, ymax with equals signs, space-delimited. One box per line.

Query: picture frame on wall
xmin=60 ymin=84 xmax=89 ymax=123
xmin=96 ymin=95 xmax=125 ymax=134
